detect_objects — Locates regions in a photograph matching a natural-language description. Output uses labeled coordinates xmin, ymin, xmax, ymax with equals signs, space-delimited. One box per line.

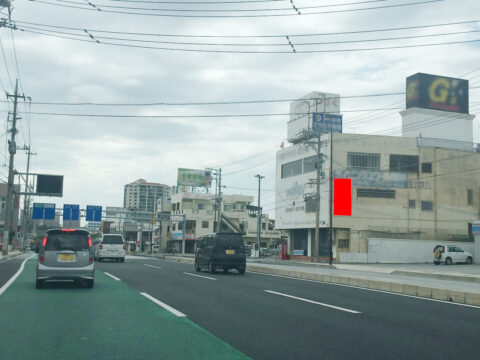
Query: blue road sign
xmin=86 ymin=205 xmax=102 ymax=222
xmin=44 ymin=204 xmax=56 ymax=220
xmin=32 ymin=203 xmax=44 ymax=220
xmin=63 ymin=204 xmax=80 ymax=221
xmin=32 ymin=203 xmax=56 ymax=220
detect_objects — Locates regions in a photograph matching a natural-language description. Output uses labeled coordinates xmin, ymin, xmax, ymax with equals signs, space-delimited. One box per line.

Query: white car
xmin=433 ymin=244 xmax=473 ymax=265
xmin=152 ymin=245 xmax=159 ymax=253
xmin=96 ymin=234 xmax=126 ymax=262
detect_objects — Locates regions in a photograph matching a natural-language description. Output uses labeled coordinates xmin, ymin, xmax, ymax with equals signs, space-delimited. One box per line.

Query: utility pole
xmin=2 ymin=79 xmax=25 ymax=255
xmin=21 ymin=146 xmax=36 ymax=249
xmin=255 ymin=174 xmax=264 ymax=258
xmin=217 ymin=168 xmax=222 ymax=232
xmin=329 ymin=132 xmax=334 ymax=265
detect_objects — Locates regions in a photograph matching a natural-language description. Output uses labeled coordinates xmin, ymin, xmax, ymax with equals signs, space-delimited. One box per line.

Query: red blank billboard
xmin=334 ymin=179 xmax=351 ymax=216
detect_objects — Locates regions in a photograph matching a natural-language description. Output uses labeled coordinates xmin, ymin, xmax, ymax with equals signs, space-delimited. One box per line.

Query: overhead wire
xmin=26 ymin=0 xmax=442 ymax=18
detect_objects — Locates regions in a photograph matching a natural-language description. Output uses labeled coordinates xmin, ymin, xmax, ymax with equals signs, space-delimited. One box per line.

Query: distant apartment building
xmin=276 ymin=74 xmax=479 ymax=263
xmin=169 ymin=192 xmax=282 ymax=253
xmin=123 ymin=179 xmax=170 ymax=213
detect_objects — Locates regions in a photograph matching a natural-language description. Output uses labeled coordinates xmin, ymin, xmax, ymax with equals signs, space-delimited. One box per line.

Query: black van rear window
xmin=45 ymin=233 xmax=89 ymax=251
xmin=216 ymin=234 xmax=244 ymax=249
xmin=103 ymin=235 xmax=123 ymax=244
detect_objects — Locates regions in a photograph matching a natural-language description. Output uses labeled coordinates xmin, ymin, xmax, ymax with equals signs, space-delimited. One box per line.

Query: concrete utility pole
xmin=217 ymin=168 xmax=222 ymax=232
xmin=329 ymin=132 xmax=334 ymax=265
xmin=2 ymin=79 xmax=25 ymax=255
xmin=20 ymin=146 xmax=36 ymax=249
xmin=255 ymin=174 xmax=264 ymax=258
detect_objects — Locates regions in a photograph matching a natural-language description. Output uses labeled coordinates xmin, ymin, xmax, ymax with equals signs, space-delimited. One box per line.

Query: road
xmin=1 ymin=254 xmax=480 ymax=359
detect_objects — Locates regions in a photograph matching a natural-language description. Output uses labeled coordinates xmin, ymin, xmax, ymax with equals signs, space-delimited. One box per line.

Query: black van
xmin=195 ymin=232 xmax=246 ymax=274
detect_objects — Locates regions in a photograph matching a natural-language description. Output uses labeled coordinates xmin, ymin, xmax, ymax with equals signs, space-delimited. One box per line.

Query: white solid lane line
xmin=104 ymin=272 xmax=121 ymax=281
xmin=265 ymin=290 xmax=361 ymax=314
xmin=183 ymin=272 xmax=217 ymax=281
xmin=141 ymin=292 xmax=187 ymax=317
xmin=0 ymin=254 xmax=35 ymax=296
xmin=144 ymin=264 xmax=162 ymax=269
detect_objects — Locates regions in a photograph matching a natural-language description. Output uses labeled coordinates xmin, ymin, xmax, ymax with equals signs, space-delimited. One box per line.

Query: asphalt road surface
xmin=97 ymin=256 xmax=480 ymax=360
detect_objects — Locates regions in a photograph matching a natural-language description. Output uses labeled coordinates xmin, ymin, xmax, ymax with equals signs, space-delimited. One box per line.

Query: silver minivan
xmin=36 ymin=229 xmax=95 ymax=289
xmin=95 ymin=234 xmax=126 ymax=262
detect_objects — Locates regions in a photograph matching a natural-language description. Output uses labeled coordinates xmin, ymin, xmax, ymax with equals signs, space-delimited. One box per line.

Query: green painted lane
xmin=0 ymin=258 xmax=250 ymax=360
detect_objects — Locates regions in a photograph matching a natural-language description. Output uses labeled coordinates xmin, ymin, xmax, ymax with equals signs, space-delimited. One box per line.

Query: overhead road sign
xmin=86 ymin=205 xmax=102 ymax=222
xmin=32 ymin=203 xmax=56 ymax=220
xmin=36 ymin=174 xmax=64 ymax=196
xmin=63 ymin=204 xmax=80 ymax=221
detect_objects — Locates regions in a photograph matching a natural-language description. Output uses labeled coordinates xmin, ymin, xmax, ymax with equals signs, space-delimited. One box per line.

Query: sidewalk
xmin=157 ymin=254 xmax=480 ymax=306
xmin=0 ymin=250 xmax=22 ymax=261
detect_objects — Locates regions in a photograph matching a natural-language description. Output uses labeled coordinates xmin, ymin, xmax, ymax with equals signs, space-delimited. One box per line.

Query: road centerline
xmin=104 ymin=272 xmax=121 ymax=281
xmin=144 ymin=264 xmax=162 ymax=269
xmin=265 ymin=290 xmax=361 ymax=314
xmin=183 ymin=272 xmax=217 ymax=281
xmin=141 ymin=292 xmax=187 ymax=317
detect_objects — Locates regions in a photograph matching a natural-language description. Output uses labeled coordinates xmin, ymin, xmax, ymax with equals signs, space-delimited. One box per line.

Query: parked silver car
xmin=36 ymin=229 xmax=95 ymax=288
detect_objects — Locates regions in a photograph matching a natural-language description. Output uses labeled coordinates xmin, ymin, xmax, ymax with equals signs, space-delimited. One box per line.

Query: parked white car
xmin=95 ymin=234 xmax=126 ymax=262
xmin=433 ymin=244 xmax=473 ymax=265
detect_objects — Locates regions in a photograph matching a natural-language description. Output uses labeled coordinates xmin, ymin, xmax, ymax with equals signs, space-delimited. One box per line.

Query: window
xmin=390 ymin=154 xmax=419 ymax=173
xmin=234 ymin=203 xmax=244 ymax=210
xmin=224 ymin=204 xmax=233 ymax=211
xmin=305 ymin=196 xmax=317 ymax=212
xmin=347 ymin=152 xmax=380 ymax=170
xmin=421 ymin=162 xmax=432 ymax=173
xmin=303 ymin=155 xmax=318 ymax=173
xmin=338 ymin=239 xmax=349 ymax=248
xmin=421 ymin=201 xmax=433 ymax=211
xmin=357 ymin=188 xmax=395 ymax=198
xmin=467 ymin=189 xmax=474 ymax=205
xmin=408 ymin=200 xmax=416 ymax=209
xmin=262 ymin=223 xmax=266 ymax=230
xmin=172 ymin=224 xmax=176 ymax=231
xmin=281 ymin=159 xmax=303 ymax=178
xmin=198 ymin=203 xmax=205 ymax=210
xmin=202 ymin=221 xmax=209 ymax=228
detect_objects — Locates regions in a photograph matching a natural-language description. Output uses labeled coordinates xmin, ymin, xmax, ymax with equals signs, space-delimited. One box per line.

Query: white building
xmin=123 ymin=179 xmax=170 ymax=213
xmin=276 ymin=74 xmax=478 ymax=263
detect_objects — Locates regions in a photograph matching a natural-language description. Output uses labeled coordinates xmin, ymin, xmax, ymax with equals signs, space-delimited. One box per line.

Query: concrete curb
xmin=160 ymin=256 xmax=480 ymax=307
xmin=392 ymin=270 xmax=480 ymax=284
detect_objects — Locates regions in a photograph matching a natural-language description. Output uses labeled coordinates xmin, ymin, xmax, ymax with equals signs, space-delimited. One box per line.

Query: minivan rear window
xmin=216 ymin=234 xmax=244 ymax=249
xmin=45 ymin=233 xmax=89 ymax=251
xmin=103 ymin=235 xmax=123 ymax=244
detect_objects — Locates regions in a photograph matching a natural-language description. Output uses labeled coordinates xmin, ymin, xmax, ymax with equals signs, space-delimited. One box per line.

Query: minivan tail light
xmin=123 ymin=243 xmax=126 ymax=250
xmin=99 ymin=243 xmax=103 ymax=250
xmin=61 ymin=229 xmax=76 ymax=232
xmin=88 ymin=237 xmax=92 ymax=247
xmin=42 ymin=237 xmax=47 ymax=247
xmin=39 ymin=255 xmax=45 ymax=263
xmin=89 ymin=256 xmax=93 ymax=264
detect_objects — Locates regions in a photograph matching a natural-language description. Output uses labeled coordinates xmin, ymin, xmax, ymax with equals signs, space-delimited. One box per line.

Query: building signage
xmin=177 ymin=168 xmax=212 ymax=188
xmin=406 ymin=73 xmax=469 ymax=114
xmin=312 ymin=113 xmax=343 ymax=133
xmin=333 ymin=170 xmax=408 ymax=189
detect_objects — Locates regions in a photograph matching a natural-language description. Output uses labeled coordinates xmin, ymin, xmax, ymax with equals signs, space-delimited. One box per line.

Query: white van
xmin=96 ymin=234 xmax=126 ymax=262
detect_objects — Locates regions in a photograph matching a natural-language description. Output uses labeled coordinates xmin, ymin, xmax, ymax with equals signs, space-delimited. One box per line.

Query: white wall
xmin=366 ymin=238 xmax=474 ymax=263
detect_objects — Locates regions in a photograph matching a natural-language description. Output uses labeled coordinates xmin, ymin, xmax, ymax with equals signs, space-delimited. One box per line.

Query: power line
xmin=26 ymin=0 xmax=442 ymax=18
xmin=0 ymin=37 xmax=13 ymax=89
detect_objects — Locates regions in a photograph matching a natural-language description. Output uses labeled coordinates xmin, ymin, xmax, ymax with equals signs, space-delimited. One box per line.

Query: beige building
xmin=169 ymin=192 xmax=282 ymax=253
xmin=276 ymin=133 xmax=480 ymax=260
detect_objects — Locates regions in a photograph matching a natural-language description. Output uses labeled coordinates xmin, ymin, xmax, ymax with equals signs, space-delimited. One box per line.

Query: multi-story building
xmin=123 ymin=179 xmax=170 ymax=213
xmin=276 ymin=73 xmax=479 ymax=263
xmin=169 ymin=192 xmax=282 ymax=253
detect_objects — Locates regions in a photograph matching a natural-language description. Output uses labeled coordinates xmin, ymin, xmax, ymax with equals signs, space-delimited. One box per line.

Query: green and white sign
xmin=177 ymin=168 xmax=212 ymax=188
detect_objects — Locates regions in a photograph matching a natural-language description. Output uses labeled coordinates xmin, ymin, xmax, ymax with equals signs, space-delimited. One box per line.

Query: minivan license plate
xmin=59 ymin=254 xmax=74 ymax=262
xmin=226 ymin=249 xmax=235 ymax=255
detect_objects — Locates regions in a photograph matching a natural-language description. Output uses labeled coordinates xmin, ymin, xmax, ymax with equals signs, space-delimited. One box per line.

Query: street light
xmin=254 ymin=174 xmax=264 ymax=258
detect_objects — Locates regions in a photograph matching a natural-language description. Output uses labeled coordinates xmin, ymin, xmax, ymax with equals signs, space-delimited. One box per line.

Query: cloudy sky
xmin=0 ymin=0 xmax=479 ymax=218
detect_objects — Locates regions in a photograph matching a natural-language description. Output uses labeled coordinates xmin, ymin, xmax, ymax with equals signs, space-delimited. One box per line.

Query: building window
xmin=172 ymin=224 xmax=176 ymax=231
xmin=347 ymin=152 xmax=380 ymax=170
xmin=357 ymin=188 xmax=395 ymax=198
xmin=421 ymin=201 xmax=433 ymax=211
xmin=224 ymin=204 xmax=233 ymax=211
xmin=390 ymin=154 xmax=419 ymax=173
xmin=305 ymin=196 xmax=317 ymax=212
xmin=234 ymin=203 xmax=244 ymax=210
xmin=202 ymin=221 xmax=209 ymax=228
xmin=198 ymin=203 xmax=205 ymax=210
xmin=303 ymin=155 xmax=318 ymax=173
xmin=467 ymin=189 xmax=474 ymax=205
xmin=338 ymin=239 xmax=349 ymax=248
xmin=421 ymin=162 xmax=432 ymax=173
xmin=262 ymin=223 xmax=266 ymax=230
xmin=281 ymin=159 xmax=303 ymax=178
xmin=409 ymin=200 xmax=416 ymax=209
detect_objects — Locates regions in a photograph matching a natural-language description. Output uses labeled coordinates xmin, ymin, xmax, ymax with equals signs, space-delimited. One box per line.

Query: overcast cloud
xmin=0 ymin=0 xmax=479 ymax=217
